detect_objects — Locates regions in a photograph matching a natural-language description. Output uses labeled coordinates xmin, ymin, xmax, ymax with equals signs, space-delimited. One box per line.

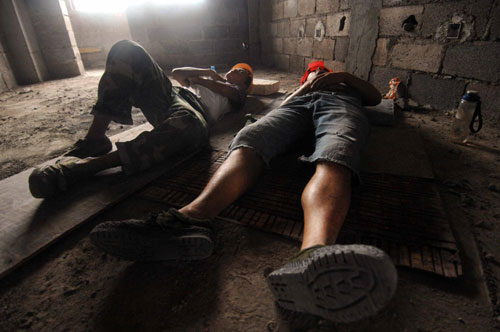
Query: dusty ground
xmin=0 ymin=69 xmax=499 ymax=331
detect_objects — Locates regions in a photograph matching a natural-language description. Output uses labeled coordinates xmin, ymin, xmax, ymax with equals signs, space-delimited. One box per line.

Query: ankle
xmin=179 ymin=206 xmax=213 ymax=220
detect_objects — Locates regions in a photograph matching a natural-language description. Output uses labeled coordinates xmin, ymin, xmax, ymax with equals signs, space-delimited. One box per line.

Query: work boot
xmin=28 ymin=158 xmax=87 ymax=199
xmin=63 ymin=137 xmax=112 ymax=158
xmin=267 ymin=244 xmax=397 ymax=323
xmin=90 ymin=208 xmax=214 ymax=261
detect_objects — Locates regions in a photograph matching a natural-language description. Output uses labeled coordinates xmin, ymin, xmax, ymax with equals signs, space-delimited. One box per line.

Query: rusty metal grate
xmin=138 ymin=150 xmax=462 ymax=278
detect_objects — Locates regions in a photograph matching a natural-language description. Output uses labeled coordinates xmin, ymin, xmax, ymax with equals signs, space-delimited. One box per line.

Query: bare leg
xmin=180 ymin=147 xmax=265 ymax=220
xmin=85 ymin=115 xmax=112 ymax=140
xmin=300 ymin=162 xmax=351 ymax=250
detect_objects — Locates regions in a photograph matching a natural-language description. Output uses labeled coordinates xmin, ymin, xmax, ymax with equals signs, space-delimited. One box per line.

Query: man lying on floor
xmin=28 ymin=39 xmax=253 ymax=199
xmin=89 ymin=60 xmax=398 ymax=323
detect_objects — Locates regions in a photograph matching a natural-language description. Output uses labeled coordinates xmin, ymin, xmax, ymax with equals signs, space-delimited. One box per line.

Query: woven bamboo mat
xmin=137 ymin=150 xmax=462 ymax=278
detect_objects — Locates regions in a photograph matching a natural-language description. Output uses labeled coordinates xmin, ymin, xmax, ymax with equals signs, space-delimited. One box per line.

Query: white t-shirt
xmin=186 ymin=84 xmax=232 ymax=124
xmin=185 ymin=83 xmax=246 ymax=125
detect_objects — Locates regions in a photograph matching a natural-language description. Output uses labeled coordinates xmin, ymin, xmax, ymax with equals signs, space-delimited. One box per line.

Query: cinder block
xmin=324 ymin=60 xmax=346 ymax=72
xmin=276 ymin=21 xmax=285 ymax=38
xmin=326 ymin=12 xmax=350 ymax=37
xmin=369 ymin=66 xmax=409 ymax=94
xmin=298 ymin=0 xmax=315 ymax=16
xmin=284 ymin=0 xmax=298 ymax=18
xmin=379 ymin=6 xmax=423 ymax=36
xmin=316 ymin=0 xmax=340 ymax=13
xmin=214 ymin=38 xmax=242 ymax=53
xmin=313 ymin=39 xmax=335 ymax=60
xmin=490 ymin=2 xmax=500 ymax=40
xmin=204 ymin=26 xmax=229 ymax=39
xmin=271 ymin=22 xmax=278 ymax=37
xmin=250 ymin=79 xmax=280 ymax=95
xmin=297 ymin=37 xmax=313 ymax=57
xmin=272 ymin=1 xmax=284 ymax=20
xmin=391 ymin=43 xmax=443 ymax=73
xmin=279 ymin=20 xmax=291 ymax=37
xmin=290 ymin=18 xmax=306 ymax=37
xmin=334 ymin=37 xmax=349 ymax=62
xmin=372 ymin=38 xmax=390 ymax=66
xmin=272 ymin=38 xmax=283 ymax=53
xmin=283 ymin=37 xmax=297 ymax=54
xmin=467 ymin=82 xmax=500 ymax=125
xmin=408 ymin=74 xmax=466 ymax=110
xmin=442 ymin=42 xmax=500 ymax=83
xmin=306 ymin=18 xmax=317 ymax=37
xmin=188 ymin=40 xmax=214 ymax=54
xmin=276 ymin=54 xmax=291 ymax=71
xmin=340 ymin=0 xmax=349 ymax=10
xmin=420 ymin=1 xmax=493 ymax=39
xmin=290 ymin=55 xmax=306 ymax=73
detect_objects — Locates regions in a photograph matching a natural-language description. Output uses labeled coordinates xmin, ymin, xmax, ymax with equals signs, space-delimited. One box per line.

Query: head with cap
xmin=300 ymin=60 xmax=333 ymax=85
xmin=226 ymin=63 xmax=253 ymax=91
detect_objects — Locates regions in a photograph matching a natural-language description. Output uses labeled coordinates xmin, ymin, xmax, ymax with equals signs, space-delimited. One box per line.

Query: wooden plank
xmin=0 ymin=125 xmax=198 ymax=279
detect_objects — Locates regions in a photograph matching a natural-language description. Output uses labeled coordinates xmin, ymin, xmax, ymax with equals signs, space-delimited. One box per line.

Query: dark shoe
xmin=28 ymin=158 xmax=83 ymax=198
xmin=267 ymin=244 xmax=398 ymax=323
xmin=63 ymin=137 xmax=112 ymax=158
xmin=90 ymin=208 xmax=214 ymax=261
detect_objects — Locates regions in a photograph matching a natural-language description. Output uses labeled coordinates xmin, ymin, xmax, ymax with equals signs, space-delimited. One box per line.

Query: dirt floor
xmin=0 ymin=68 xmax=499 ymax=331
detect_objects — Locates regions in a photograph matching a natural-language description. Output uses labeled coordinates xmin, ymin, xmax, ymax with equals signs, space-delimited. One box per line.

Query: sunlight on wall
xmin=72 ymin=0 xmax=205 ymax=13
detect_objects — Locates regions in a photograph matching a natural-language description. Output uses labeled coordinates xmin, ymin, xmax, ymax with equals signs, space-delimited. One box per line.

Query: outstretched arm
xmin=171 ymin=67 xmax=224 ymax=87
xmin=310 ymin=72 xmax=381 ymax=106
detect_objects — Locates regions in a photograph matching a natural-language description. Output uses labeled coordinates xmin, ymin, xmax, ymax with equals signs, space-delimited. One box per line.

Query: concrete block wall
xmin=65 ymin=0 xmax=132 ymax=69
xmin=25 ymin=0 xmax=85 ymax=79
xmin=0 ymin=0 xmax=49 ymax=85
xmin=370 ymin=0 xmax=500 ymax=123
xmin=0 ymin=34 xmax=17 ymax=92
xmin=259 ymin=0 xmax=349 ymax=74
xmin=126 ymin=0 xmax=249 ymax=69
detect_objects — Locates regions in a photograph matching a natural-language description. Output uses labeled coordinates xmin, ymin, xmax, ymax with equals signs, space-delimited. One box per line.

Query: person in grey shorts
xmin=90 ymin=61 xmax=398 ymax=323
xmin=28 ymin=40 xmax=253 ymax=198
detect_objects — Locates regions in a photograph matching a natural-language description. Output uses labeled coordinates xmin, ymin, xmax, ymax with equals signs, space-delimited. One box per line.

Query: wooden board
xmin=0 ymin=123 xmax=197 ymax=279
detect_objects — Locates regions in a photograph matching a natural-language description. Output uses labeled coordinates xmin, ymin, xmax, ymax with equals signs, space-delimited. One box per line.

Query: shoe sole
xmin=267 ymin=244 xmax=397 ymax=323
xmin=28 ymin=168 xmax=58 ymax=198
xmin=90 ymin=228 xmax=214 ymax=261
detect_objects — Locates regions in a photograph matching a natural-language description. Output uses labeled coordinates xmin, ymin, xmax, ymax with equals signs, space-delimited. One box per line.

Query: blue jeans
xmin=229 ymin=90 xmax=370 ymax=177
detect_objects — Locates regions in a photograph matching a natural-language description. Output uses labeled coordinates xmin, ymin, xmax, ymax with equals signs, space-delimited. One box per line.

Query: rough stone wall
xmin=259 ymin=0 xmax=351 ymax=74
xmin=25 ymin=0 xmax=85 ymax=79
xmin=126 ymin=0 xmax=249 ymax=69
xmin=65 ymin=1 xmax=132 ymax=69
xmin=370 ymin=0 xmax=500 ymax=124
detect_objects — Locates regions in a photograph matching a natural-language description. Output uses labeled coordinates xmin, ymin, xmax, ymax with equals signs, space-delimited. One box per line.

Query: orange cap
xmin=231 ymin=63 xmax=253 ymax=90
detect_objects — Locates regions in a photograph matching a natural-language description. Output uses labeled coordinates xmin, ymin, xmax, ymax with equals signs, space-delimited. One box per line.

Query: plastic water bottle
xmin=450 ymin=91 xmax=482 ymax=143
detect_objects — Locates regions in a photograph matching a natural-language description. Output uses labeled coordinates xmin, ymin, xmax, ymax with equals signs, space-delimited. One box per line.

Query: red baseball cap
xmin=300 ymin=60 xmax=333 ymax=85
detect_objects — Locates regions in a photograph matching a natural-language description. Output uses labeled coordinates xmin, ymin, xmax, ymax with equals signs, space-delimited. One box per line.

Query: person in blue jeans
xmin=90 ymin=61 xmax=398 ymax=323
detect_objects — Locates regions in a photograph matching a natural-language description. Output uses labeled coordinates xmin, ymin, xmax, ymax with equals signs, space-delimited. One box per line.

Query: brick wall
xmin=370 ymin=0 xmax=500 ymax=123
xmin=126 ymin=0 xmax=249 ymax=69
xmin=260 ymin=0 xmax=349 ymax=74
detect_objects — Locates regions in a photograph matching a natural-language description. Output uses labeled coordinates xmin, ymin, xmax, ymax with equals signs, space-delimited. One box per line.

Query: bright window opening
xmin=72 ymin=0 xmax=205 ymax=14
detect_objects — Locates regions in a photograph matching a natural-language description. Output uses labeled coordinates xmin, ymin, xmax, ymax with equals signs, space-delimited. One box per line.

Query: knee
xmin=316 ymin=161 xmax=352 ymax=182
xmin=107 ymin=40 xmax=141 ymax=61
xmin=228 ymin=147 xmax=265 ymax=170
